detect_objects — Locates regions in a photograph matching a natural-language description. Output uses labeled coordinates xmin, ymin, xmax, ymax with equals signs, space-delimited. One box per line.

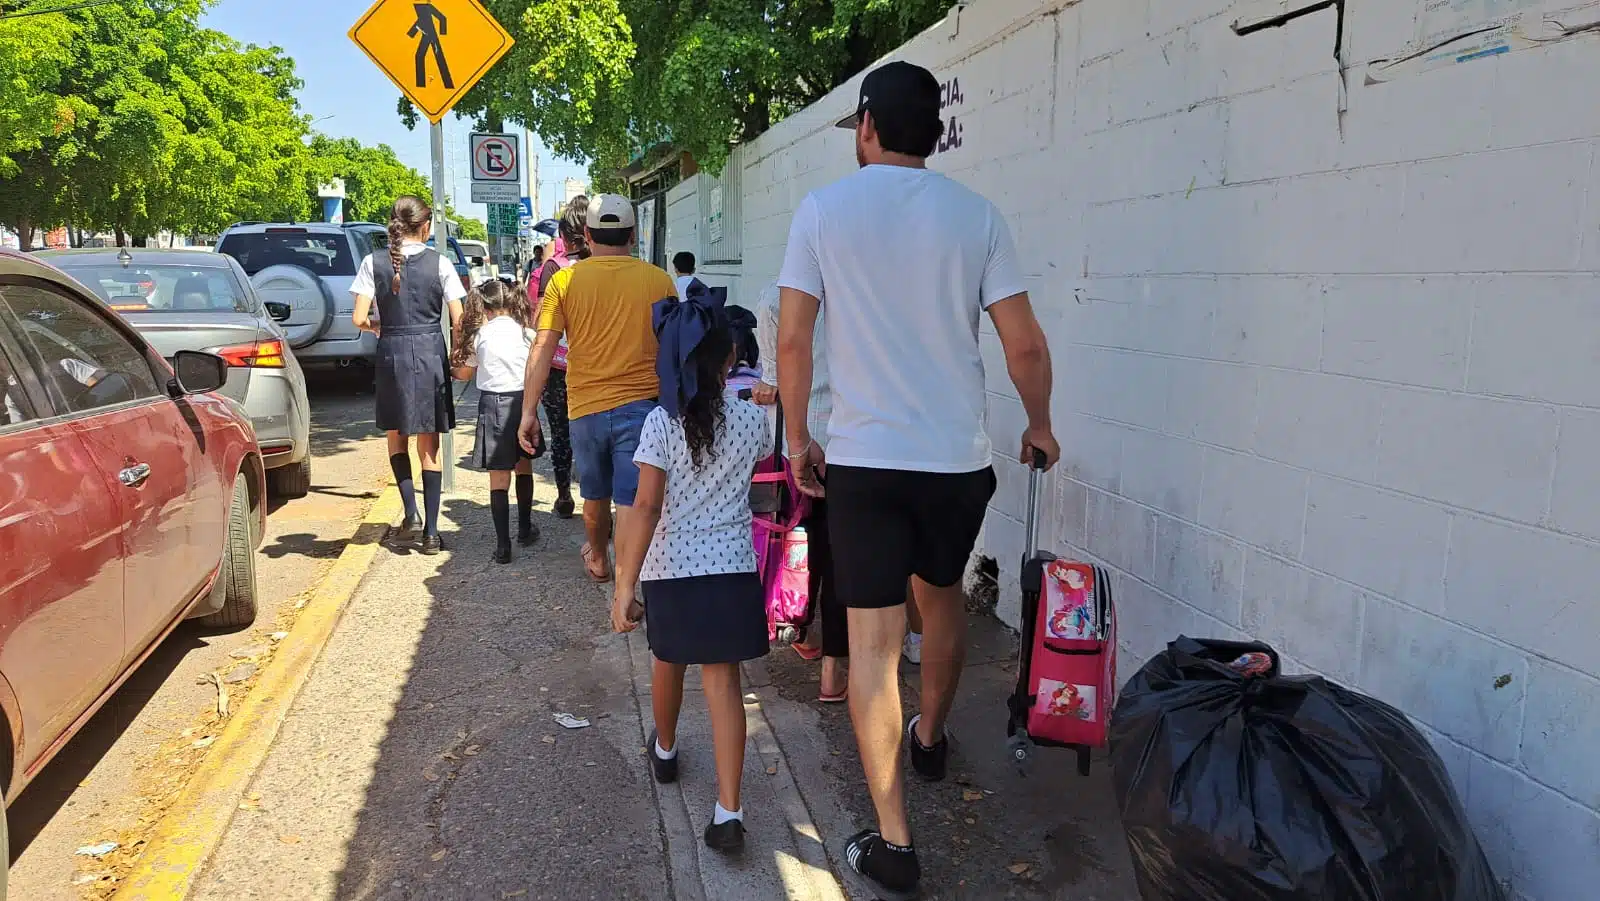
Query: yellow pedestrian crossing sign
xmin=349 ymin=0 xmax=514 ymax=124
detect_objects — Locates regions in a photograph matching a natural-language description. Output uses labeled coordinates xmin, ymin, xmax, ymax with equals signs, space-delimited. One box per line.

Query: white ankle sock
xmin=712 ymin=802 xmax=743 ymax=825
xmin=655 ymin=738 xmax=677 ymax=760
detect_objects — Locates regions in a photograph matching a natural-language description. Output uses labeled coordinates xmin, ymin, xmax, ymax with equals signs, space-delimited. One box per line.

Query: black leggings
xmin=806 ymin=498 xmax=848 ymax=659
xmin=541 ymin=368 xmax=572 ymax=492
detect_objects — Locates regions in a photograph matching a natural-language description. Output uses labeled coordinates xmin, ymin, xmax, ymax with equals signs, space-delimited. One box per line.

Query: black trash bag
xmin=1109 ymin=636 xmax=1506 ymax=901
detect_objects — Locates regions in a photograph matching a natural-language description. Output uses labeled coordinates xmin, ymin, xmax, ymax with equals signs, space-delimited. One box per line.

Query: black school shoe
xmin=518 ymin=521 xmax=540 ymax=546
xmin=703 ymin=818 xmax=745 ymax=853
xmin=492 ymin=544 xmax=512 ymax=565
xmin=394 ymin=514 xmax=421 ymax=540
xmin=420 ymin=533 xmax=444 ymax=556
xmin=906 ymin=714 xmax=948 ymax=782
xmin=843 ymin=830 xmax=920 ymax=900
xmin=647 ymin=729 xmax=678 ymax=784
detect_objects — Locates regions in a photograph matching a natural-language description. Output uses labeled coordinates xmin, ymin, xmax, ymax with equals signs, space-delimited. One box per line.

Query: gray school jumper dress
xmin=372 ymin=250 xmax=456 ymax=435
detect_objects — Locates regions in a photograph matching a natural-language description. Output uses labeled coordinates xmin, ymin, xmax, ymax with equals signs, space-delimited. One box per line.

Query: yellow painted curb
xmin=110 ymin=484 xmax=403 ymax=901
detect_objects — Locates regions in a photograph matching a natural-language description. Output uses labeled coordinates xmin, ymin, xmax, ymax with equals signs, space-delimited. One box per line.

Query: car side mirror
xmin=264 ymin=300 xmax=292 ymax=322
xmin=470 ymin=256 xmax=485 ymax=266
xmin=171 ymin=350 xmax=228 ymax=395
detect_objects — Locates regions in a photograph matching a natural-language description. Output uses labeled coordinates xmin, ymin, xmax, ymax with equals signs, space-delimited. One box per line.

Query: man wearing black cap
xmin=776 ymin=60 xmax=1058 ymax=898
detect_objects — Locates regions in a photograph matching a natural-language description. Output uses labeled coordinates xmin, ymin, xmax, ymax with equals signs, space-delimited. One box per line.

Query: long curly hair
xmin=452 ymin=278 xmax=528 ymax=368
xmin=681 ymin=323 xmax=734 ymax=470
xmin=386 ymin=195 xmax=432 ymax=293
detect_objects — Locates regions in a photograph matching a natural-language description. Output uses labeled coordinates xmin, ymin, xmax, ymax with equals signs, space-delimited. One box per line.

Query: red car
xmin=0 ymin=249 xmax=265 ymax=886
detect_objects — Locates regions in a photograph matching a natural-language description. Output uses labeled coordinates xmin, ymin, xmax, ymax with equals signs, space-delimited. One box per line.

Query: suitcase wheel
xmin=1075 ymin=745 xmax=1092 ymax=777
xmin=1007 ymin=733 xmax=1032 ymax=776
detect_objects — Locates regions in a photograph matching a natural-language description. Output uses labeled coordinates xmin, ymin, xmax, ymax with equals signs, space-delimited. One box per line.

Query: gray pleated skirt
xmin=472 ymin=389 xmax=538 ymax=471
xmin=375 ymin=330 xmax=455 ymax=435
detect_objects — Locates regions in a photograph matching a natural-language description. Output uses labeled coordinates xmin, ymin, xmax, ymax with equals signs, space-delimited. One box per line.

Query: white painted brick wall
xmin=705 ymin=0 xmax=1600 ymax=894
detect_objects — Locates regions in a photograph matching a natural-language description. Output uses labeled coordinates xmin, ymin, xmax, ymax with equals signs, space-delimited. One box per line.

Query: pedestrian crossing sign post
xmin=350 ymin=0 xmax=514 ymax=493
xmin=348 ymin=0 xmax=514 ymax=124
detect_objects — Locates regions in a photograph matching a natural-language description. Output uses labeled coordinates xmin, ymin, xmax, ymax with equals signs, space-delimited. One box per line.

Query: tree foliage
xmin=0 ymin=1 xmax=430 ymax=246
xmin=429 ymin=0 xmax=958 ymax=182
xmin=305 ymin=136 xmax=430 ymax=224
xmin=453 ymin=216 xmax=488 ymax=242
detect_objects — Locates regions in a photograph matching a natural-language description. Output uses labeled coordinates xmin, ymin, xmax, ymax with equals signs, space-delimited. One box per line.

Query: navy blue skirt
xmin=375 ymin=330 xmax=455 ymax=435
xmin=643 ymin=572 xmax=769 ymax=665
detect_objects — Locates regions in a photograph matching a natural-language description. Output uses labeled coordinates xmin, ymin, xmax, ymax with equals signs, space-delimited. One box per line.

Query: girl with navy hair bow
xmin=610 ymin=283 xmax=773 ymax=854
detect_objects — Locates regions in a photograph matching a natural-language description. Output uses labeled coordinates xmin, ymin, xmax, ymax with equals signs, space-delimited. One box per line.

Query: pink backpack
xmin=746 ymin=398 xmax=812 ymax=643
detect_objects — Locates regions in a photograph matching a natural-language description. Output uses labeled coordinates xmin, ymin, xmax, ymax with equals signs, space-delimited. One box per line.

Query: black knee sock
xmin=421 ymin=469 xmax=443 ymax=537
xmin=390 ymin=454 xmax=418 ymax=520
xmin=515 ymin=474 xmax=534 ymax=528
xmin=490 ymin=489 xmax=511 ymax=548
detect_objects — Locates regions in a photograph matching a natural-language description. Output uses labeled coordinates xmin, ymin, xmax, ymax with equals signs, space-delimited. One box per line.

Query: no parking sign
xmin=469 ymin=132 xmax=520 ymax=202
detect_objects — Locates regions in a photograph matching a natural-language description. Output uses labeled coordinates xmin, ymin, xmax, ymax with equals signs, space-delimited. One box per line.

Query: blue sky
xmin=202 ymin=0 xmax=588 ymax=224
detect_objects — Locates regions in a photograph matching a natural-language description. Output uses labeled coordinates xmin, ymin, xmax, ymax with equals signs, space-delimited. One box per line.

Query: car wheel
xmin=268 ymin=457 xmax=311 ymax=499
xmin=197 ymin=477 xmax=258 ymax=630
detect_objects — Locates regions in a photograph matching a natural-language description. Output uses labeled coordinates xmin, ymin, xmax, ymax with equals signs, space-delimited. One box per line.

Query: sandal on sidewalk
xmin=793 ymin=643 xmax=823 ymax=662
xmin=580 ymin=543 xmax=611 ymax=582
xmin=818 ymin=687 xmax=848 ymax=704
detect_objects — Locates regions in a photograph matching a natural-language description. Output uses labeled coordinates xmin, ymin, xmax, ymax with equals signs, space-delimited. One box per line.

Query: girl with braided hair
xmin=351 ymin=194 xmax=466 ymax=555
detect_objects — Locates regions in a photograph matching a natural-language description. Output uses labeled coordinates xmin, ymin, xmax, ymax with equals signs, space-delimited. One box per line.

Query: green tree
xmin=0 ymin=12 xmax=88 ymax=179
xmin=305 ymin=135 xmax=430 ymax=223
xmin=454 ymin=216 xmax=487 ymax=242
xmin=406 ymin=0 xmax=958 ymax=182
xmin=0 ymin=1 xmax=318 ymax=245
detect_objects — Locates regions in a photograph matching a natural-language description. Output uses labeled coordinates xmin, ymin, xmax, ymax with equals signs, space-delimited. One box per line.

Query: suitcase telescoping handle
xmin=1024 ymin=447 xmax=1048 ymax=556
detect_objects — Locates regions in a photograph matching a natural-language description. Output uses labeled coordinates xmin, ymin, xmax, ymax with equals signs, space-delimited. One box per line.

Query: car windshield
xmin=218 ymin=230 xmax=357 ymax=277
xmin=58 ymin=263 xmax=252 ymax=314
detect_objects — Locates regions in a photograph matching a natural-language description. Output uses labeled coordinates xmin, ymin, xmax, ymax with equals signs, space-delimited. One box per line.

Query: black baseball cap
xmin=835 ymin=60 xmax=941 ymax=130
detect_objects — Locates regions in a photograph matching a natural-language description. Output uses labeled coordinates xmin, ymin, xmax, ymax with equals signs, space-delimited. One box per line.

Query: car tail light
xmin=213 ymin=339 xmax=285 ymax=368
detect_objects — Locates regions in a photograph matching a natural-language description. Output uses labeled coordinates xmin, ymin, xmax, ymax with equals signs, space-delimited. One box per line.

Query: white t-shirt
xmin=632 ymin=397 xmax=773 ymax=581
xmin=349 ymin=240 xmax=469 ymax=303
xmin=674 ymin=274 xmax=696 ymax=302
xmin=777 ymin=164 xmax=1026 ymax=473
xmin=464 ymin=315 xmax=534 ymax=393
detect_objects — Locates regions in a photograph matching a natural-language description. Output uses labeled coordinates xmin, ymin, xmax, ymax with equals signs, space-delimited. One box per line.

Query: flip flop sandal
xmin=793 ymin=643 xmax=823 ymax=662
xmin=818 ymin=687 xmax=848 ymax=704
xmin=580 ymin=543 xmax=612 ymax=582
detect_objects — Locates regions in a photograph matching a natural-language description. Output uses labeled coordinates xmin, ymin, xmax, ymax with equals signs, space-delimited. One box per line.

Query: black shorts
xmin=826 ymin=464 xmax=996 ymax=610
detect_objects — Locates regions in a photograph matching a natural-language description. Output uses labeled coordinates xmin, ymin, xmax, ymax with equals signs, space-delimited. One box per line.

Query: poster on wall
xmin=708 ymin=185 xmax=724 ymax=244
xmin=1370 ymin=0 xmax=1599 ymax=83
xmin=636 ymin=198 xmax=656 ymax=263
xmin=1419 ymin=0 xmax=1538 ymax=45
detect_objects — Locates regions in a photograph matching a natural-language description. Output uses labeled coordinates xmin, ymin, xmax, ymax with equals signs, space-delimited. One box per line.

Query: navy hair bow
xmin=653 ymin=279 xmax=729 ymax=417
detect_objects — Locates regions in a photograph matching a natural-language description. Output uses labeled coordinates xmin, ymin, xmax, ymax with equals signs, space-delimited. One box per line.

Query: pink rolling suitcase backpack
xmin=740 ymin=390 xmax=813 ymax=644
xmin=1006 ymin=451 xmax=1118 ymax=775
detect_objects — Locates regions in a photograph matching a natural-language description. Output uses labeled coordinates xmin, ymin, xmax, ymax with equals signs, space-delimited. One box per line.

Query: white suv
xmin=215 ymin=222 xmax=389 ymax=366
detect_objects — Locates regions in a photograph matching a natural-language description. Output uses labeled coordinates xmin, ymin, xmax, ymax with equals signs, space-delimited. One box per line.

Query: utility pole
xmin=431 ymin=121 xmax=454 ymax=493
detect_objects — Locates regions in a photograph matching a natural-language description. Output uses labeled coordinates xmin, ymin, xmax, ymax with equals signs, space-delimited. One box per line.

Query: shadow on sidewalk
xmin=757 ymin=613 xmax=1140 ymax=901
xmin=313 ymin=439 xmax=673 ymax=900
xmin=282 ymin=394 xmax=1136 ymax=900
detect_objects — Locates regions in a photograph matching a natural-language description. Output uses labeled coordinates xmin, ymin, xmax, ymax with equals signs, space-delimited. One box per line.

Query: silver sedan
xmin=38 ymin=248 xmax=313 ymax=497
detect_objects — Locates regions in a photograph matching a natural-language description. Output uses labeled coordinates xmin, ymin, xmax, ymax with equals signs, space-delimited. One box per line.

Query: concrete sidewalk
xmin=186 ymin=393 xmax=1139 ymax=901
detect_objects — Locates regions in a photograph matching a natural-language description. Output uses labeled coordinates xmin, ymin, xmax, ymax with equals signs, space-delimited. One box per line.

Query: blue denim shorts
xmin=569 ymin=398 xmax=656 ymax=506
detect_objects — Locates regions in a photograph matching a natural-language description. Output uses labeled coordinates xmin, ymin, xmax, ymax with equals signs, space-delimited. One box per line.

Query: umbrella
xmin=531 ymin=218 xmax=559 ymax=237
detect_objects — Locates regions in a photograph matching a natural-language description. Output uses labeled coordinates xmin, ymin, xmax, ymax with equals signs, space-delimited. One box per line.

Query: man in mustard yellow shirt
xmin=519 ymin=194 xmax=677 ymax=581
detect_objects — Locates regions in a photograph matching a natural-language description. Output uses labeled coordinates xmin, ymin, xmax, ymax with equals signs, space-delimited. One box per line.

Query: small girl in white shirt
xmin=452 ymin=279 xmax=541 ymax=563
xmin=611 ymin=294 xmax=772 ymax=854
